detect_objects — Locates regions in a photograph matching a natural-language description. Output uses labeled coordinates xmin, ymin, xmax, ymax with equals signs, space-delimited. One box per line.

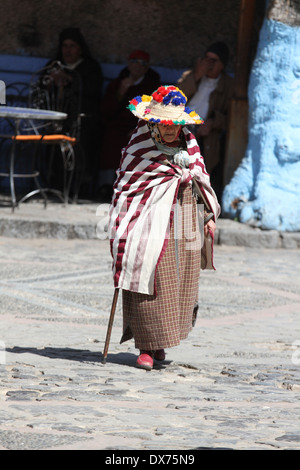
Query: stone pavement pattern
xmin=0 ymin=201 xmax=300 ymax=249
xmin=0 ymin=234 xmax=299 ymax=450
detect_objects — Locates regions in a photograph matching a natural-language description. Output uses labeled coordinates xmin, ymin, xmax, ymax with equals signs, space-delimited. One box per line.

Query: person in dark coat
xmin=97 ymin=50 xmax=160 ymax=200
xmin=42 ymin=27 xmax=103 ymax=198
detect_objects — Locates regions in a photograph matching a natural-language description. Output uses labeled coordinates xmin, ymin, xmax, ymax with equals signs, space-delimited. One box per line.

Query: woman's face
xmin=61 ymin=39 xmax=82 ymax=65
xmin=128 ymin=58 xmax=149 ymax=81
xmin=157 ymin=124 xmax=181 ymax=143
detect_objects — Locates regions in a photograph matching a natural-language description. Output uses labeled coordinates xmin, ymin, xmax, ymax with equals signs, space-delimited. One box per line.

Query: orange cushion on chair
xmin=12 ymin=134 xmax=76 ymax=144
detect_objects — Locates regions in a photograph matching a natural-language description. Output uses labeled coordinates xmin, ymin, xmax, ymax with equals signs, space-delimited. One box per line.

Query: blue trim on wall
xmin=0 ymin=54 xmax=185 ymax=92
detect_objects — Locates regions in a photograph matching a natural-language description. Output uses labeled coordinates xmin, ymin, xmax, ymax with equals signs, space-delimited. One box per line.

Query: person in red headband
xmin=97 ymin=50 xmax=160 ymax=201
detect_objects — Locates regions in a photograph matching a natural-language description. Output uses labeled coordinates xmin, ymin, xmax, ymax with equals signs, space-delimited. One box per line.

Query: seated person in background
xmin=42 ymin=27 xmax=103 ymax=198
xmin=97 ymin=50 xmax=160 ymax=200
xmin=177 ymin=42 xmax=233 ymax=201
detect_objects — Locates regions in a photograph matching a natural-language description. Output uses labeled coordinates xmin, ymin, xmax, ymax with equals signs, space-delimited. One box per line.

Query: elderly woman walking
xmin=108 ymin=85 xmax=220 ymax=370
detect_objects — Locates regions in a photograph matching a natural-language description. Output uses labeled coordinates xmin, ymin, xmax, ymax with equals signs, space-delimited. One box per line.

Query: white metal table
xmin=0 ymin=106 xmax=67 ymax=121
xmin=0 ymin=106 xmax=68 ymax=210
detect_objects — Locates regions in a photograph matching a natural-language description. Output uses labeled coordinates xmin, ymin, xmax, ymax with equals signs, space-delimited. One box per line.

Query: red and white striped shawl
xmin=109 ymin=120 xmax=220 ymax=295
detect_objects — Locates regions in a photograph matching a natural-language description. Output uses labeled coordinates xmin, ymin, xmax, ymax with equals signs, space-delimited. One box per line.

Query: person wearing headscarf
xmin=108 ymin=85 xmax=220 ymax=370
xmin=42 ymin=28 xmax=103 ymax=198
xmin=177 ymin=42 xmax=233 ymax=201
xmin=97 ymin=50 xmax=160 ymax=201
xmin=51 ymin=27 xmax=103 ymax=119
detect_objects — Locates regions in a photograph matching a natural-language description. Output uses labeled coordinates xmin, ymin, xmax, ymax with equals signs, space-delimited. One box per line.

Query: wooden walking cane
xmin=102 ymin=288 xmax=119 ymax=364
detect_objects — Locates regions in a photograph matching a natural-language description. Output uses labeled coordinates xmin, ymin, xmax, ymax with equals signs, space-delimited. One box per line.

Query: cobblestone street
xmin=0 ymin=235 xmax=299 ymax=450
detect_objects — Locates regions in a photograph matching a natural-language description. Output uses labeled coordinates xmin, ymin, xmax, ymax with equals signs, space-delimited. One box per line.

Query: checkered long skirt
xmin=121 ymin=183 xmax=201 ymax=351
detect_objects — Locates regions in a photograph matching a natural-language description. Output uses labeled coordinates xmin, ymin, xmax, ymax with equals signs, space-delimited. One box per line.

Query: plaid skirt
xmin=121 ymin=183 xmax=201 ymax=351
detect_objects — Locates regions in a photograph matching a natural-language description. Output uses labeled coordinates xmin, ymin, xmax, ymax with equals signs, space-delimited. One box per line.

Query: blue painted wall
xmin=0 ymin=54 xmax=185 ymax=95
xmin=223 ymin=18 xmax=300 ymax=232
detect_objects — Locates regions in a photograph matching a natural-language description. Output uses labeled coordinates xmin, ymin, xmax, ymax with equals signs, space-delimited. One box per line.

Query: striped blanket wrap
xmin=109 ymin=120 xmax=220 ymax=295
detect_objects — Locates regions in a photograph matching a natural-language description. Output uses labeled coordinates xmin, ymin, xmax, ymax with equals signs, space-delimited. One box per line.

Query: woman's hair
xmin=56 ymin=27 xmax=92 ymax=60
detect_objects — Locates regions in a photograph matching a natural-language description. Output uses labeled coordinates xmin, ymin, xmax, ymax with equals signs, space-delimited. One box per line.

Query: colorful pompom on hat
xmin=127 ymin=85 xmax=204 ymax=126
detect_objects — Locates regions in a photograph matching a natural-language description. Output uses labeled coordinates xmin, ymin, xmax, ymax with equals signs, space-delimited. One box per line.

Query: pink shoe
xmin=136 ymin=351 xmax=153 ymax=370
xmin=154 ymin=349 xmax=166 ymax=361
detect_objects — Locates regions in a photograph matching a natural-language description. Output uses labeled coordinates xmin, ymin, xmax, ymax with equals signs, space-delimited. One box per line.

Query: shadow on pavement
xmin=6 ymin=346 xmax=171 ymax=370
